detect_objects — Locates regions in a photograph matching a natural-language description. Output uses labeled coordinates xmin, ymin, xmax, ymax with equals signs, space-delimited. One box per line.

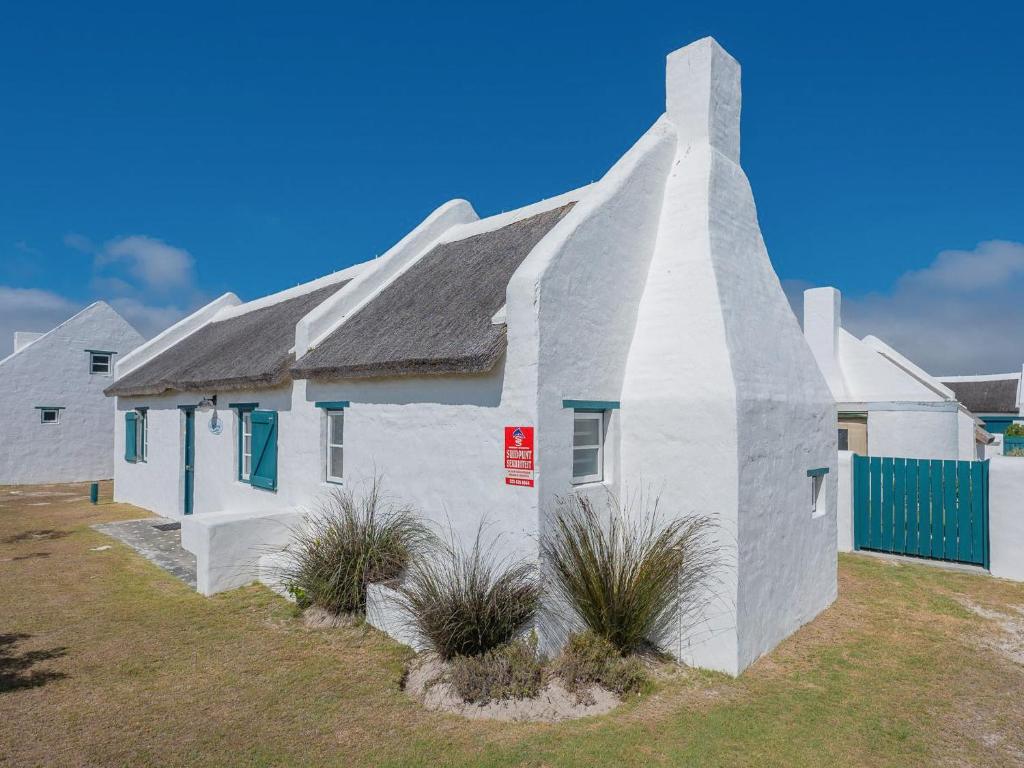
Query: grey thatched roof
xmin=106 ymin=283 xmax=347 ymax=397
xmin=291 ymin=203 xmax=574 ymax=380
xmin=942 ymin=378 xmax=1020 ymax=414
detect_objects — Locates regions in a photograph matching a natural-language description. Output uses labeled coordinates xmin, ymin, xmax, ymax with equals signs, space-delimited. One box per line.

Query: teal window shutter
xmin=249 ymin=410 xmax=278 ymax=490
xmin=125 ymin=412 xmax=138 ymax=462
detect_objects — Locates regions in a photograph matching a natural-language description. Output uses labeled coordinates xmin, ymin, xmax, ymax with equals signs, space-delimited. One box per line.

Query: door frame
xmin=180 ymin=406 xmax=196 ymax=516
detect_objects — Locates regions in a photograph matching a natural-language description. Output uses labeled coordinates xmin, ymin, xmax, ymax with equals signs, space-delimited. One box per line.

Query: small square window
xmin=572 ymin=411 xmax=605 ymax=485
xmin=40 ymin=408 xmax=61 ymax=424
xmin=90 ymin=352 xmax=112 ymax=375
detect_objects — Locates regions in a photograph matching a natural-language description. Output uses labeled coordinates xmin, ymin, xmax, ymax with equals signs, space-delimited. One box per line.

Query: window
xmin=837 ymin=428 xmax=849 ymax=451
xmin=135 ymin=409 xmax=148 ymax=462
xmin=240 ymin=410 xmax=253 ymax=481
xmin=39 ymin=407 xmax=61 ymax=424
xmin=572 ymin=411 xmax=604 ymax=484
xmin=808 ymin=467 xmax=829 ymax=519
xmin=89 ymin=351 xmax=112 ymax=375
xmin=325 ymin=410 xmax=344 ymax=483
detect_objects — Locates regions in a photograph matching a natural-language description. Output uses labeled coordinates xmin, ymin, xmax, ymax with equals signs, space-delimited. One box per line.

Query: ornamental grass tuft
xmin=399 ymin=526 xmax=540 ymax=660
xmin=281 ymin=479 xmax=434 ymax=615
xmin=542 ymin=492 xmax=717 ymax=654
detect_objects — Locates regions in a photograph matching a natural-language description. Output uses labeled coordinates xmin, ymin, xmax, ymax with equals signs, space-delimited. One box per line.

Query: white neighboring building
xmin=803 ymin=287 xmax=983 ymax=461
xmin=107 ymin=37 xmax=837 ymax=677
xmin=0 ymin=302 xmax=144 ymax=485
xmin=940 ymin=370 xmax=1023 ymax=448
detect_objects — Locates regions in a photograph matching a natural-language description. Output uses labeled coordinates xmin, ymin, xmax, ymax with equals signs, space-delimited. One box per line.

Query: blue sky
xmin=2 ymin=1 xmax=1022 ymax=372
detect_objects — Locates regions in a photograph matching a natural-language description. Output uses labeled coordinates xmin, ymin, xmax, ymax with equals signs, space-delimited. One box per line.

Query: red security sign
xmin=504 ymin=426 xmax=535 ymax=487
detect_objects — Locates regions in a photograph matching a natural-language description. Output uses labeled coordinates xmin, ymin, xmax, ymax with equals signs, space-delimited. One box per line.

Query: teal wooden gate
xmin=1003 ymin=436 xmax=1024 ymax=456
xmin=852 ymin=456 xmax=989 ymax=568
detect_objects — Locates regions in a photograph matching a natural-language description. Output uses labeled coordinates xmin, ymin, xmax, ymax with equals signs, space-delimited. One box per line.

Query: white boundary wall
xmin=836 ymin=451 xmax=1024 ymax=584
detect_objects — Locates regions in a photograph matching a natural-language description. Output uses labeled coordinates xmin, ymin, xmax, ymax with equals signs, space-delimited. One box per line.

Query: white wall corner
xmin=665 ymin=36 xmax=741 ymax=163
xmin=295 ymin=198 xmax=479 ymax=357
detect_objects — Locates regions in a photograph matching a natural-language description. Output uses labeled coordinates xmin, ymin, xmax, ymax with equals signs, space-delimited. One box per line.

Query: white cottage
xmin=939 ymin=370 xmax=1023 ymax=445
xmin=803 ymin=286 xmax=984 ymax=460
xmin=108 ymin=37 xmax=836 ymax=676
xmin=0 ymin=302 xmax=143 ymax=484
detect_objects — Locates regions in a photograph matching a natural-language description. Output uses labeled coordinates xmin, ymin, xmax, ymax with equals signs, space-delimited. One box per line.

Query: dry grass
xmin=1 ymin=483 xmax=1023 ymax=767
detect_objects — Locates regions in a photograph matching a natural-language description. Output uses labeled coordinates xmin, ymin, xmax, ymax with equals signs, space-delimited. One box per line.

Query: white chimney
xmin=665 ymin=37 xmax=741 ymax=163
xmin=803 ymin=287 xmax=845 ymax=398
xmin=13 ymin=331 xmax=43 ymax=353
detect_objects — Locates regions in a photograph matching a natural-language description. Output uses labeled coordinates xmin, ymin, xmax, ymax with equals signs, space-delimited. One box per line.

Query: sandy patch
xmin=403 ymin=654 xmax=620 ymax=722
xmin=958 ymin=598 xmax=1024 ymax=665
xmin=301 ymin=606 xmax=360 ymax=630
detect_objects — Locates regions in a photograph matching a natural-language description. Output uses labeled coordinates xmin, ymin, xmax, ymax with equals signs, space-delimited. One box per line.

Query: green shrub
xmin=1007 ymin=447 xmax=1024 ymax=457
xmin=553 ymin=631 xmax=647 ymax=703
xmin=447 ymin=635 xmax=544 ymax=704
xmin=542 ymin=492 xmax=717 ymax=654
xmin=280 ymin=480 xmax=433 ymax=615
xmin=1004 ymin=423 xmax=1024 ymax=437
xmin=400 ymin=528 xmax=540 ymax=660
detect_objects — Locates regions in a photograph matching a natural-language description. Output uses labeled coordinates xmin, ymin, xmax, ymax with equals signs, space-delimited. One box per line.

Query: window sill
xmin=571 ymin=479 xmax=608 ymax=491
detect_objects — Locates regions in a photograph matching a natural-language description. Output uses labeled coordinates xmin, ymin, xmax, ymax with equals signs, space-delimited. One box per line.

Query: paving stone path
xmin=93 ymin=518 xmax=197 ymax=588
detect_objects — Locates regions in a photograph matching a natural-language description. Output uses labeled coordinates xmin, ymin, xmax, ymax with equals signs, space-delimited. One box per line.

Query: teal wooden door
xmin=183 ymin=408 xmax=195 ymax=516
xmin=853 ymin=455 xmax=989 ymax=568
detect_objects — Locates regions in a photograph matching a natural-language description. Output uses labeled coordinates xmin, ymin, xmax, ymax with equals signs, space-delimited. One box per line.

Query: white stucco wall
xmin=0 ymin=303 xmax=143 ymax=485
xmin=620 ymin=39 xmax=836 ymax=676
xmin=835 ymin=451 xmax=854 ymax=552
xmin=988 ymin=456 xmax=1024 ymax=582
xmin=866 ymin=407 xmax=960 ymax=461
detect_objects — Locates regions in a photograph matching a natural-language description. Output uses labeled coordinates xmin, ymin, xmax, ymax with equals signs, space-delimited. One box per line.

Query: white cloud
xmin=96 ymin=235 xmax=195 ymax=290
xmin=899 ymin=240 xmax=1024 ymax=293
xmin=106 ymin=297 xmax=189 ymax=341
xmin=0 ymin=232 xmax=203 ymax=358
xmin=786 ymin=240 xmax=1024 ymax=376
xmin=0 ymin=287 xmax=80 ymax=359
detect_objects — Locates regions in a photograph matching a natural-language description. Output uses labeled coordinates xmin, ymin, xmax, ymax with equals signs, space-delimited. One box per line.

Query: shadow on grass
xmin=2 ymin=529 xmax=70 ymax=544
xmin=0 ymin=633 xmax=67 ymax=693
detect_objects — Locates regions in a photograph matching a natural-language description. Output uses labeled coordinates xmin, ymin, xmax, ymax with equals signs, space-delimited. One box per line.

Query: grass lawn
xmin=2 ymin=483 xmax=1023 ymax=767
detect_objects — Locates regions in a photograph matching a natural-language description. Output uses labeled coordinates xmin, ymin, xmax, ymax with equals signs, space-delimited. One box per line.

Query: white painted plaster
xmin=12 ymin=331 xmax=43 ymax=353
xmin=366 ymin=583 xmax=426 ymax=651
xmin=804 ymin=287 xmax=973 ymax=461
xmin=620 ymin=38 xmax=836 ymax=675
xmin=836 ymin=451 xmax=854 ymax=552
xmin=989 ymin=456 xmax=1024 ymax=582
xmin=181 ymin=507 xmax=302 ymax=595
xmin=0 ymin=303 xmax=143 ymax=484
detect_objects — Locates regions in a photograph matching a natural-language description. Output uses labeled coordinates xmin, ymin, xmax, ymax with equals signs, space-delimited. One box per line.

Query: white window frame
xmin=39 ymin=408 xmax=61 ymax=425
xmin=89 ymin=352 xmax=112 ymax=376
xmin=325 ymin=409 xmax=344 ymax=484
xmin=240 ymin=411 xmax=253 ymax=482
xmin=572 ymin=411 xmax=605 ymax=485
xmin=135 ymin=410 xmax=148 ymax=462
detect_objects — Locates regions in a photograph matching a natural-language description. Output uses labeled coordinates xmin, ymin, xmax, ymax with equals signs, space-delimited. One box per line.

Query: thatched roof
xmin=942 ymin=377 xmax=1020 ymax=414
xmin=106 ymin=283 xmax=346 ymax=397
xmin=291 ymin=203 xmax=574 ymax=380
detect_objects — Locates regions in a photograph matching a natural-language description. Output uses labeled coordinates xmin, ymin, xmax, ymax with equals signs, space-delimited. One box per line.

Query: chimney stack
xmin=803 ymin=287 xmax=844 ymax=398
xmin=665 ymin=37 xmax=741 ymax=163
